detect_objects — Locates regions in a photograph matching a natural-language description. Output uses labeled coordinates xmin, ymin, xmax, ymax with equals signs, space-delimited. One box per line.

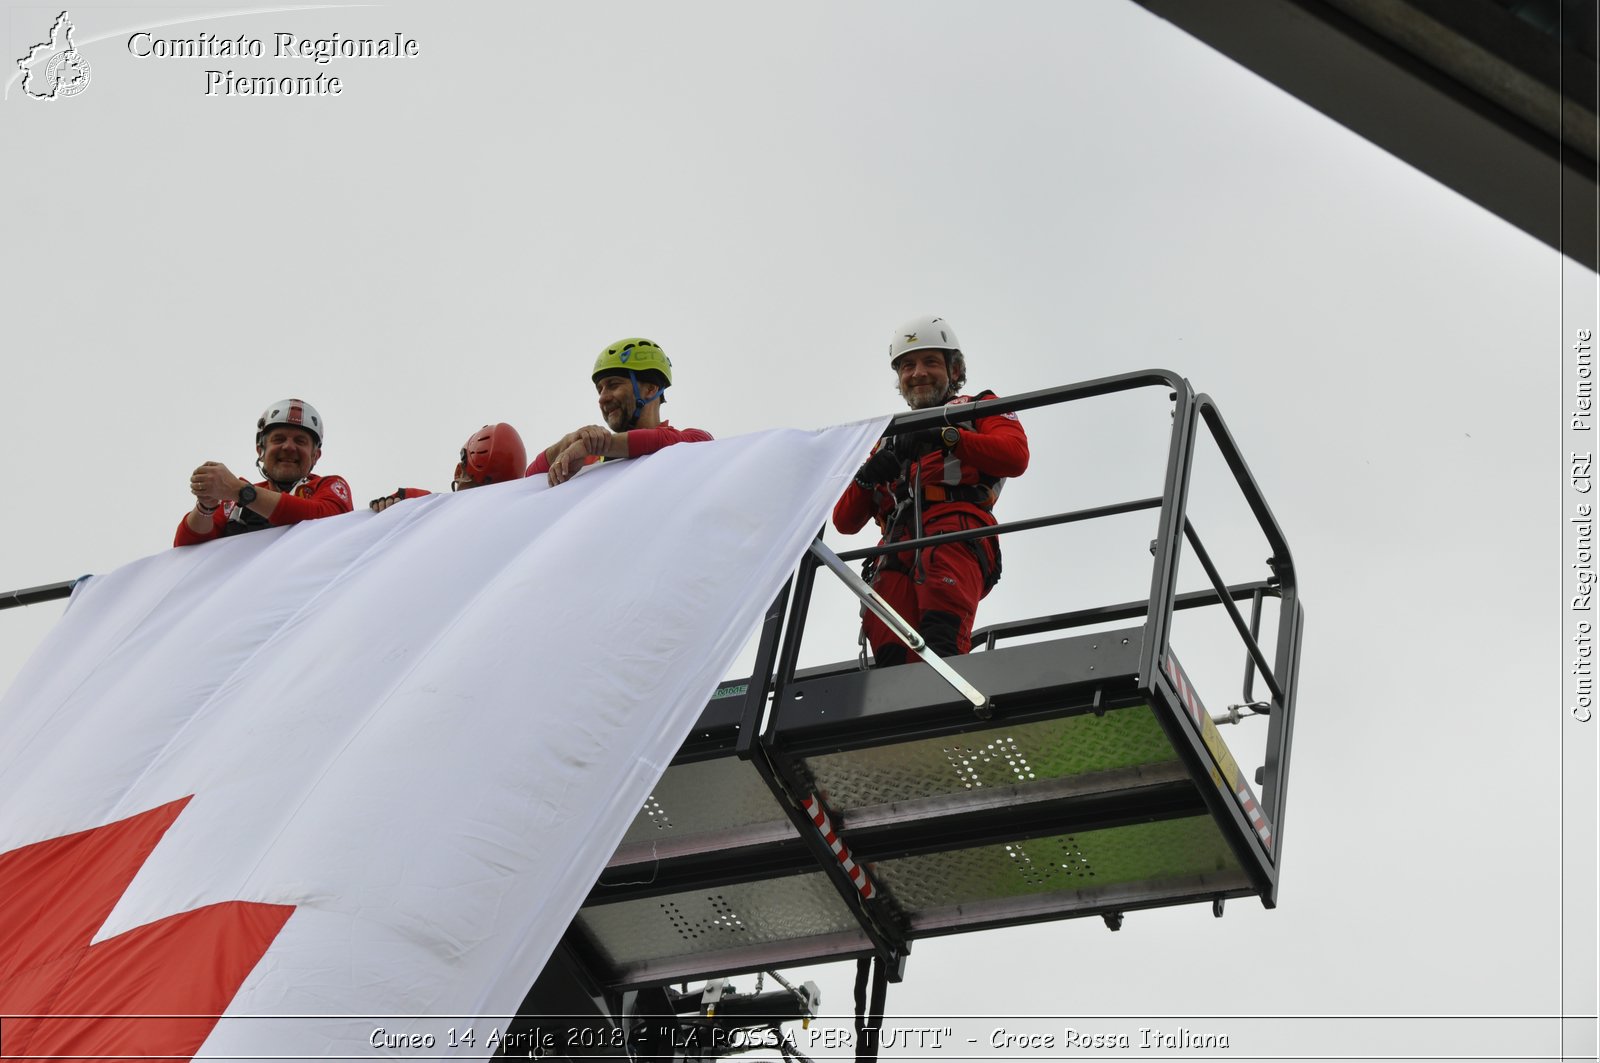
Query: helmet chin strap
xmin=625 ymin=371 xmax=664 ymax=430
xmin=939 ymin=352 xmax=961 ymax=404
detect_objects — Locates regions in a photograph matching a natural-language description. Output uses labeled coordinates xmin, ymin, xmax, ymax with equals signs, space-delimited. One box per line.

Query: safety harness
xmin=863 ymin=455 xmax=1005 ymax=594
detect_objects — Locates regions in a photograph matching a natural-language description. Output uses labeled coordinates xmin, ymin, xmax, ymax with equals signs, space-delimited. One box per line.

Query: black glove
xmin=853 ymin=448 xmax=901 ymax=489
xmin=890 ymin=427 xmax=959 ymax=459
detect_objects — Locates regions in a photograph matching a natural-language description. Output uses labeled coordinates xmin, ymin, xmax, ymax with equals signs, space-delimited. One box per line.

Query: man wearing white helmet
xmin=175 ymin=398 xmax=354 ymax=546
xmin=833 ymin=316 xmax=1029 ymax=666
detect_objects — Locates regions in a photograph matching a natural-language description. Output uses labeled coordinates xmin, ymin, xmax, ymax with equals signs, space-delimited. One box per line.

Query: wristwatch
xmin=938 ymin=426 xmax=961 ymax=449
xmin=237 ymin=484 xmax=258 ymax=506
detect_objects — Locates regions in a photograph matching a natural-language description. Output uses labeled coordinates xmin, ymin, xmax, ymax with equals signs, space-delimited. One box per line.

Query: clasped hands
xmin=544 ymin=425 xmax=613 ymax=486
xmin=189 ymin=462 xmax=245 ymax=509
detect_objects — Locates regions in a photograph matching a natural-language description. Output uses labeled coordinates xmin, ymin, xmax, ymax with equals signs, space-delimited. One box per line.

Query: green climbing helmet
xmin=592 ymin=338 xmax=672 ymax=388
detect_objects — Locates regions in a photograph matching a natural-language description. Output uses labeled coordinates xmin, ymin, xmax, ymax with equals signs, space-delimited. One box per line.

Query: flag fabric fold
xmin=0 ymin=418 xmax=887 ymax=1059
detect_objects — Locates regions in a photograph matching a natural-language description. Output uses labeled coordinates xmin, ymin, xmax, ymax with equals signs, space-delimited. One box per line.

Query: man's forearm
xmin=184 ymin=503 xmax=217 ymax=536
xmin=241 ymin=486 xmax=281 ymax=520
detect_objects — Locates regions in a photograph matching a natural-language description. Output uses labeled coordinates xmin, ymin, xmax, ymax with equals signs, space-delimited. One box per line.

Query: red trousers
xmin=863 ymin=513 xmax=992 ymax=662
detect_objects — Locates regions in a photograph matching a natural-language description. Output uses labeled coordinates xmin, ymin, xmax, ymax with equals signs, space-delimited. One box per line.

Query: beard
xmin=901 ymin=383 xmax=949 ymax=409
xmin=261 ymin=459 xmax=306 ymax=487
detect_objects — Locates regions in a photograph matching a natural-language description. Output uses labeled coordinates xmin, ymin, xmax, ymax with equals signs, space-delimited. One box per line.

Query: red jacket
xmin=174 ymin=473 xmax=354 ymax=547
xmin=526 ymin=422 xmax=713 ymax=476
xmin=833 ymin=391 xmax=1029 ymax=537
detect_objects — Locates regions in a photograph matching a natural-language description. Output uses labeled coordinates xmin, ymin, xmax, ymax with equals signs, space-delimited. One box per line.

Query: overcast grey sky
xmin=1 ymin=1 xmax=1591 ymax=1058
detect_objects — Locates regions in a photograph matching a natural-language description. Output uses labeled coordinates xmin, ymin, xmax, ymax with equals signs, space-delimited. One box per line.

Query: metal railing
xmin=2 ymin=373 xmax=1304 ymax=982
xmin=2 ymin=579 xmax=83 ymax=610
xmin=3 ymin=376 xmax=1302 ymax=843
xmin=738 ymin=368 xmax=1303 ymax=862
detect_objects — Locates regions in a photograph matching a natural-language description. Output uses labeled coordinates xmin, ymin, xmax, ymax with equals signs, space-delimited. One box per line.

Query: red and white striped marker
xmin=1235 ymin=782 xmax=1274 ymax=851
xmin=801 ymin=795 xmax=875 ymax=900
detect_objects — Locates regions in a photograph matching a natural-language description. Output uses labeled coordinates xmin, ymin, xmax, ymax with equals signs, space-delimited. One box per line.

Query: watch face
xmin=237 ymin=484 xmax=258 ymax=506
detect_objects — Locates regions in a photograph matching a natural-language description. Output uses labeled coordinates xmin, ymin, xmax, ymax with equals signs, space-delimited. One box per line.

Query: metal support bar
xmin=744 ymin=536 xmax=909 ymax=973
xmin=881 ymin=368 xmax=1190 ymax=433
xmin=1 ymin=579 xmax=84 ymax=611
xmin=771 ymin=533 xmax=823 ymax=697
xmin=1242 ymin=586 xmax=1265 ymax=704
xmin=1139 ymin=381 xmax=1198 ymax=691
xmin=1210 ymin=703 xmax=1268 ymax=727
xmin=808 ymin=542 xmax=989 ymax=717
xmin=1260 ymin=596 xmax=1303 ymax=888
xmin=735 ymin=580 xmax=793 ymax=761
xmin=835 ymin=496 xmax=1163 ymax=563
xmin=1190 ymin=396 xmax=1304 ymax=891
xmin=973 ymin=580 xmax=1275 ymax=650
xmin=1195 ymin=398 xmax=1298 ymax=598
xmin=739 ymin=751 xmax=906 ymax=969
xmin=1181 ymin=520 xmax=1284 ymax=704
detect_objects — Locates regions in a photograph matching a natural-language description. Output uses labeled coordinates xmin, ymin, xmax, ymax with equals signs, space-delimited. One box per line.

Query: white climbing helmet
xmin=256 ymin=398 xmax=324 ymax=446
xmin=888 ymin=315 xmax=961 ymax=366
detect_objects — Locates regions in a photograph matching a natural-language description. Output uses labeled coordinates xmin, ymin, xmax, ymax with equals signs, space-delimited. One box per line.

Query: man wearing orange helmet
xmin=176 ymin=398 xmax=354 ymax=546
xmin=369 ymin=423 xmax=528 ymax=511
xmin=833 ymin=316 xmax=1029 ymax=666
xmin=532 ymin=337 xmax=712 ymax=486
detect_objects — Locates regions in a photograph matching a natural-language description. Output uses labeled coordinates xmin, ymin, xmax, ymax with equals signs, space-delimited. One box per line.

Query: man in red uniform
xmin=369 ymin=422 xmax=527 ymax=511
xmin=833 ymin=316 xmax=1029 ymax=666
xmin=175 ymin=398 xmax=353 ymax=546
xmin=532 ymin=337 xmax=712 ymax=485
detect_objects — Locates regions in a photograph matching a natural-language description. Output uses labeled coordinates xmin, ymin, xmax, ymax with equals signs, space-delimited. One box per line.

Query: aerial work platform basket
xmin=0 ymin=369 xmax=1304 ymax=1038
xmin=559 ymin=369 xmax=1304 ymax=999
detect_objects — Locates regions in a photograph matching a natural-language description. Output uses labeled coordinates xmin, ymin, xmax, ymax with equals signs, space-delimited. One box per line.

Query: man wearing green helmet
xmin=531 ymin=338 xmax=713 ymax=486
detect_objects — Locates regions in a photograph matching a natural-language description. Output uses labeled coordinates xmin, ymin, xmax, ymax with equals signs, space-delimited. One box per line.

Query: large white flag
xmin=0 ymin=419 xmax=885 ymax=1060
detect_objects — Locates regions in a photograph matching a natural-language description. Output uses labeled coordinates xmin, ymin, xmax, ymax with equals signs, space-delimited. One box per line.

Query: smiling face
xmin=594 ymin=373 xmax=661 ymax=430
xmin=258 ymin=426 xmax=320 ymax=485
xmin=894 ymin=348 xmax=953 ymax=409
